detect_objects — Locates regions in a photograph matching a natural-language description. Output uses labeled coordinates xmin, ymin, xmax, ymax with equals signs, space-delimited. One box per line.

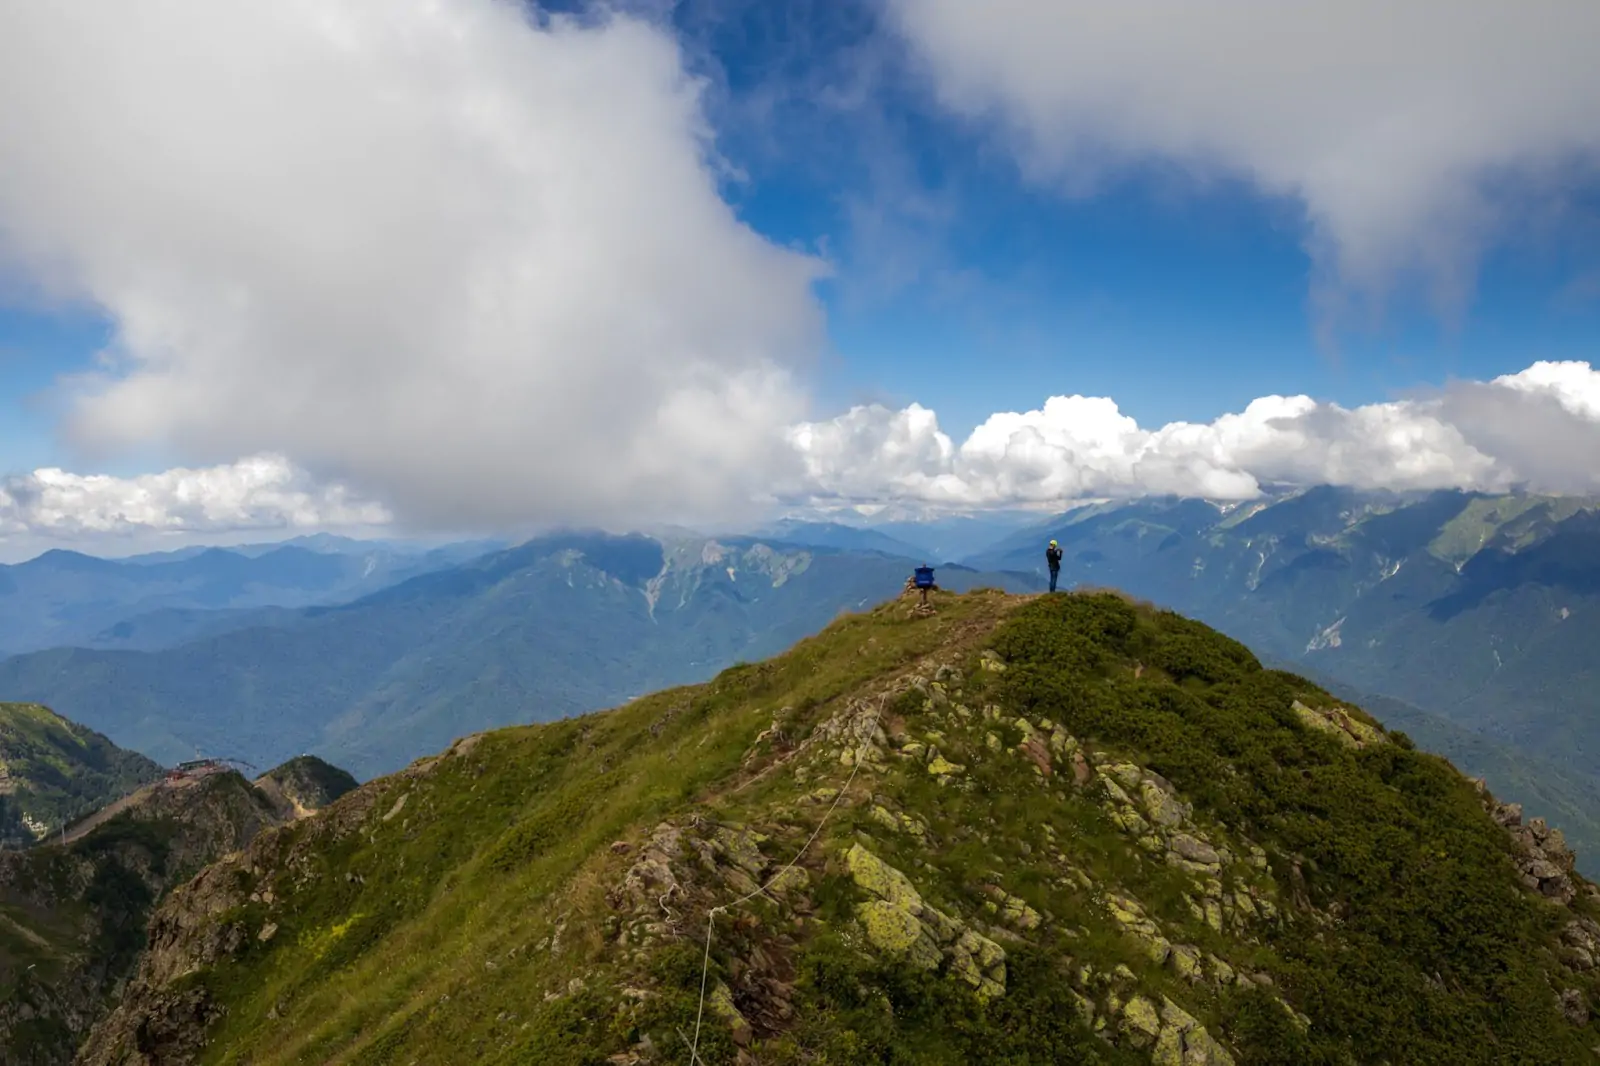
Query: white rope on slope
xmin=685 ymin=693 xmax=888 ymax=1065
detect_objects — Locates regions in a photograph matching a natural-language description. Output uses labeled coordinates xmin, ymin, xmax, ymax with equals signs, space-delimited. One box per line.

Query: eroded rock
xmin=1489 ymin=796 xmax=1580 ymax=904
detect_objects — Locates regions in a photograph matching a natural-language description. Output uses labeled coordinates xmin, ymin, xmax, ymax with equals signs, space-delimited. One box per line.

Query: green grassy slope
xmin=1278 ymin=665 xmax=1600 ymax=876
xmin=965 ymin=489 xmax=1600 ymax=877
xmin=0 ymin=703 xmax=163 ymax=847
xmin=84 ymin=590 xmax=1600 ymax=1066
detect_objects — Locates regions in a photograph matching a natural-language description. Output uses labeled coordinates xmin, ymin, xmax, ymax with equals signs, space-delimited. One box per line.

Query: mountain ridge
xmin=1 ymin=751 xmax=356 ymax=1065
xmin=72 ymin=589 xmax=1600 ymax=1065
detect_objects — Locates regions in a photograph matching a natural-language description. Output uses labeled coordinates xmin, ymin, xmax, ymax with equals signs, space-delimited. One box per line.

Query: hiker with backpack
xmin=1046 ymin=539 xmax=1063 ymax=592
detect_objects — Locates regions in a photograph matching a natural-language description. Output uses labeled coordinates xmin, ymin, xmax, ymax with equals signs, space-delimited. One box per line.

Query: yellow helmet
xmin=1049 ymin=539 xmax=1058 ymax=547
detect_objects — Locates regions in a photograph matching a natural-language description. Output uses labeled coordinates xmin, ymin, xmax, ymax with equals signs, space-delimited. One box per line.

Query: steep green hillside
xmin=0 ymin=533 xmax=1039 ymax=779
xmin=0 ymin=756 xmax=355 ymax=1065
xmin=1276 ymin=664 xmax=1600 ymax=876
xmin=82 ymin=591 xmax=1600 ymax=1065
xmin=966 ymin=488 xmax=1600 ymax=866
xmin=0 ymin=703 xmax=162 ymax=848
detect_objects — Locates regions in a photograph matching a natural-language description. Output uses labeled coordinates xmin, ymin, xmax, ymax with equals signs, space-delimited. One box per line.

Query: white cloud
xmin=0 ymin=455 xmax=388 ymax=540
xmin=786 ymin=360 xmax=1600 ymax=507
xmin=885 ymin=1 xmax=1600 ymax=320
xmin=0 ymin=0 xmax=825 ymax=532
xmin=2 ymin=361 xmax=1596 ymax=550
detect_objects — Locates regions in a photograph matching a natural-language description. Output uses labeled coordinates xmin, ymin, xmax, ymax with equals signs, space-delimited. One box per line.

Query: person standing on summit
xmin=1046 ymin=539 xmax=1063 ymax=592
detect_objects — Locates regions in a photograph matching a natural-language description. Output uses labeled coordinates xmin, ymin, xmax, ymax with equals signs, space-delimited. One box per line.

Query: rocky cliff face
xmin=73 ymin=590 xmax=1600 ymax=1065
xmin=0 ymin=759 xmax=350 ymax=1066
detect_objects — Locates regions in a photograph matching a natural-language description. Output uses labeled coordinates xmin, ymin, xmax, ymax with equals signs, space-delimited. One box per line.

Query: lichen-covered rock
xmin=1142 ymin=781 xmax=1188 ymax=827
xmin=1182 ymin=1025 xmax=1237 ymax=1065
xmin=982 ymin=885 xmax=1043 ymax=930
xmin=947 ymin=928 xmax=1007 ymax=1002
xmin=1120 ymin=994 xmax=1163 ymax=1046
xmin=1290 ymin=699 xmax=1386 ymax=749
xmin=1099 ymin=773 xmax=1135 ymax=806
xmin=846 ymin=843 xmax=920 ymax=909
xmin=845 ymin=844 xmax=1006 ymax=1000
xmin=1153 ymin=1025 xmax=1185 ymax=1065
xmin=858 ymin=901 xmax=941 ymax=968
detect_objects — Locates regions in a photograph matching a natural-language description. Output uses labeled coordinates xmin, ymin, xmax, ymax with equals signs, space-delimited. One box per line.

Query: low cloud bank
xmin=786 ymin=360 xmax=1600 ymax=507
xmin=5 ymin=361 xmax=1596 ymax=554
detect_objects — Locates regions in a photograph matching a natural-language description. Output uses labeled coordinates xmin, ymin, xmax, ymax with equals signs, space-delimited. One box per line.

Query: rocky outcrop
xmin=1114 ymin=993 xmax=1234 ymax=1065
xmin=1485 ymin=789 xmax=1581 ymax=904
xmin=607 ymin=817 xmax=811 ymax=1048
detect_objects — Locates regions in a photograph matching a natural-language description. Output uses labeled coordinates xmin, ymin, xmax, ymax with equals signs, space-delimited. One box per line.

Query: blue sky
xmin=683 ymin=0 xmax=1600 ymax=433
xmin=668 ymin=1 xmax=1600 ymax=430
xmin=1 ymin=0 xmax=1598 ymax=549
xmin=6 ymin=0 xmax=1598 ymax=463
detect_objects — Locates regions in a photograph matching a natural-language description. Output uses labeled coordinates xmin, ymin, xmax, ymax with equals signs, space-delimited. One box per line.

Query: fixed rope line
xmin=686 ymin=693 xmax=888 ymax=1066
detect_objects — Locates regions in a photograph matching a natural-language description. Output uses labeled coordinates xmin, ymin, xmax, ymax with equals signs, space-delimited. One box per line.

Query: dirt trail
xmin=59 ymin=774 xmax=208 ymax=846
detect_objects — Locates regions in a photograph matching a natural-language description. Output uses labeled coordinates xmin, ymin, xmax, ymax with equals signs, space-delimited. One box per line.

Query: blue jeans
xmin=1049 ymin=568 xmax=1059 ymax=592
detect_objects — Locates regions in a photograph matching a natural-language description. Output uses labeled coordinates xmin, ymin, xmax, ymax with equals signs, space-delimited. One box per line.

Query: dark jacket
xmin=1046 ymin=545 xmax=1063 ymax=569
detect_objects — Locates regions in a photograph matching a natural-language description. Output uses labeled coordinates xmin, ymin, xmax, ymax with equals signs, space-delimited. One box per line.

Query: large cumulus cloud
xmin=0 ymin=0 xmax=825 ymax=531
xmin=884 ymin=1 xmax=1600 ymax=322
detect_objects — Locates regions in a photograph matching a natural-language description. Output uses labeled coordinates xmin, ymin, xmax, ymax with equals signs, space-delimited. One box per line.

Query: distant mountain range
xmin=761 ymin=509 xmax=1044 ymax=562
xmin=0 ymin=533 xmax=1040 ymax=778
xmin=0 ymin=536 xmax=503 ymax=656
xmin=754 ymin=520 xmax=931 ymax=559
